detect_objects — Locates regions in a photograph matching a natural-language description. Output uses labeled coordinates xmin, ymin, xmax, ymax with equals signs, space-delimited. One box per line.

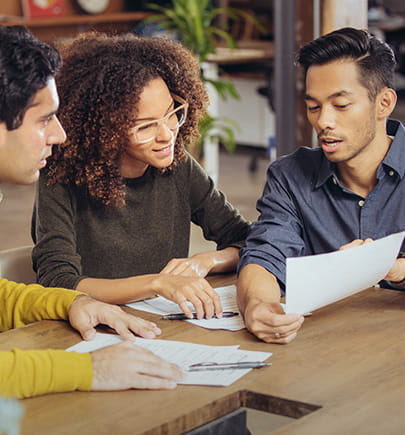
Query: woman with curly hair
xmin=32 ymin=32 xmax=250 ymax=319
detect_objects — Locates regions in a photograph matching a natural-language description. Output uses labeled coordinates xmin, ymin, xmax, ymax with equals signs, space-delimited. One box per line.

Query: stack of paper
xmin=67 ymin=333 xmax=271 ymax=386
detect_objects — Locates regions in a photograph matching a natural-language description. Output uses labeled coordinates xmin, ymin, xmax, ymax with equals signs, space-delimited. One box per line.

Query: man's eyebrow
xmin=39 ymin=110 xmax=58 ymax=119
xmin=304 ymin=90 xmax=353 ymax=101
xmin=26 ymin=98 xmax=58 ymax=117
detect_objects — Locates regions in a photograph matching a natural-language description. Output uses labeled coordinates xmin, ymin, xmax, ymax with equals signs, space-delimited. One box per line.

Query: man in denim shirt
xmin=237 ymin=27 xmax=405 ymax=344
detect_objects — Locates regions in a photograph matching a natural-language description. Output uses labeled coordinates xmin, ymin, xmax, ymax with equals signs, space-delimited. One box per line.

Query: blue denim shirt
xmin=239 ymin=119 xmax=405 ymax=290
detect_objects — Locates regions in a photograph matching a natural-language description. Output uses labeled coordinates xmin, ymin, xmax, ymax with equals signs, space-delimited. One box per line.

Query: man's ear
xmin=0 ymin=122 xmax=8 ymax=148
xmin=376 ymin=87 xmax=397 ymax=119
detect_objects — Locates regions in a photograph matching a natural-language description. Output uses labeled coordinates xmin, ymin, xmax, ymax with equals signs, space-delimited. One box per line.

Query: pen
xmin=162 ymin=311 xmax=239 ymax=320
xmin=187 ymin=362 xmax=271 ymax=371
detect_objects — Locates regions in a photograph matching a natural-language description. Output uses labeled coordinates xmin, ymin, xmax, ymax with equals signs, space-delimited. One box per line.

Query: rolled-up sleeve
xmin=238 ymin=160 xmax=306 ymax=288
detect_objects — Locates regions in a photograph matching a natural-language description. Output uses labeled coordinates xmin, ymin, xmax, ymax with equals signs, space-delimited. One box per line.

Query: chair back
xmin=0 ymin=246 xmax=36 ymax=284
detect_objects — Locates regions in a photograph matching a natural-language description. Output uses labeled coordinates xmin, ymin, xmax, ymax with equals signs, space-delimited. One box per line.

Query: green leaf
xmin=196 ymin=114 xmax=240 ymax=156
xmin=142 ymin=0 xmax=263 ymax=155
xmin=203 ymin=78 xmax=240 ymax=101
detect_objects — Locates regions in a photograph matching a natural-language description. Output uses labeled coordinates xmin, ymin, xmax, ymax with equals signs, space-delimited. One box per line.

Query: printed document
xmin=67 ymin=333 xmax=271 ymax=386
xmin=127 ymin=285 xmax=245 ymax=331
xmin=285 ymin=231 xmax=405 ymax=315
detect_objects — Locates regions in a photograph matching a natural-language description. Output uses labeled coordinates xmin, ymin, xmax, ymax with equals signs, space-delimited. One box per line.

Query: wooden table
xmin=2 ymin=274 xmax=405 ymax=434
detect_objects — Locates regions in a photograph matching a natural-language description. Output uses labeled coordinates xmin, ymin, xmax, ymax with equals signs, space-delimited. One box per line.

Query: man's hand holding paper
xmin=243 ymin=297 xmax=303 ymax=344
xmin=285 ymin=231 xmax=405 ymax=315
xmin=237 ymin=264 xmax=304 ymax=344
xmin=340 ymin=238 xmax=405 ymax=285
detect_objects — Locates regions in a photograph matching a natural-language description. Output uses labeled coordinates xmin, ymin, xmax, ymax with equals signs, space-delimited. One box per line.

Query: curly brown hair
xmin=47 ymin=32 xmax=208 ymax=207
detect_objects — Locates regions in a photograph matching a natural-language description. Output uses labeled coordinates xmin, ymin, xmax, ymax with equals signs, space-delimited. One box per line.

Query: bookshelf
xmin=0 ymin=0 xmax=149 ymax=41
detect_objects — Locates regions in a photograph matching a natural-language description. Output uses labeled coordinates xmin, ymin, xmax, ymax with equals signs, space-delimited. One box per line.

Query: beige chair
xmin=0 ymin=245 xmax=36 ymax=284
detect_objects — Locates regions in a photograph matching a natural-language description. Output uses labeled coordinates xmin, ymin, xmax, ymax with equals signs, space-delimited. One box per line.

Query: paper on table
xmin=126 ymin=285 xmax=245 ymax=331
xmin=285 ymin=231 xmax=405 ymax=315
xmin=67 ymin=333 xmax=271 ymax=386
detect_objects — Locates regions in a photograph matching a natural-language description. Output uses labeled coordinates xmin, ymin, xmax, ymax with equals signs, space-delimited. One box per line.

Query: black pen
xmin=187 ymin=362 xmax=271 ymax=371
xmin=162 ymin=311 xmax=239 ymax=320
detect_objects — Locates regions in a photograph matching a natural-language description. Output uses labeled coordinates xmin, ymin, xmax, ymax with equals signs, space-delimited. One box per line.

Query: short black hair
xmin=296 ymin=27 xmax=396 ymax=100
xmin=0 ymin=25 xmax=61 ymax=130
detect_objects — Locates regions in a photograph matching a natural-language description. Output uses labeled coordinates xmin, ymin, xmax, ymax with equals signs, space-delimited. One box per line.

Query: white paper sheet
xmin=67 ymin=333 xmax=271 ymax=386
xmin=126 ymin=285 xmax=246 ymax=331
xmin=285 ymin=231 xmax=405 ymax=315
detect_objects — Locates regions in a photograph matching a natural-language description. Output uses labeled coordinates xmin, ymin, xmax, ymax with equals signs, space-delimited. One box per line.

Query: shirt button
xmin=358 ymin=200 xmax=365 ymax=207
xmin=332 ymin=177 xmax=337 ymax=185
xmin=388 ymin=170 xmax=394 ymax=176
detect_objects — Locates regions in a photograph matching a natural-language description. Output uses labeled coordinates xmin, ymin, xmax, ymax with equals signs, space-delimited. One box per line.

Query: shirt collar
xmin=315 ymin=119 xmax=405 ymax=188
xmin=382 ymin=119 xmax=405 ymax=179
xmin=315 ymin=154 xmax=336 ymax=189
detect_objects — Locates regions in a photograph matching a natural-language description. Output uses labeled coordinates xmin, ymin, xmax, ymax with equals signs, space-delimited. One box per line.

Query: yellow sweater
xmin=0 ymin=278 xmax=92 ymax=398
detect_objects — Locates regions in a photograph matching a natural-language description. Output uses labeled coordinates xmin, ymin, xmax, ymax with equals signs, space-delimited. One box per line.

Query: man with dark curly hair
xmin=237 ymin=27 xmax=405 ymax=344
xmin=0 ymin=25 xmax=183 ymax=398
xmin=32 ymin=32 xmax=250 ymax=319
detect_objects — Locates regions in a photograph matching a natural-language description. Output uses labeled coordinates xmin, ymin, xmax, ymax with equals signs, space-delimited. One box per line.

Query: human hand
xmin=69 ymin=295 xmax=161 ymax=341
xmin=243 ymin=298 xmax=304 ymax=344
xmin=90 ymin=341 xmax=184 ymax=391
xmin=339 ymin=238 xmax=405 ymax=283
xmin=384 ymin=257 xmax=405 ymax=283
xmin=154 ymin=274 xmax=222 ymax=319
xmin=161 ymin=253 xmax=214 ymax=278
xmin=339 ymin=238 xmax=373 ymax=251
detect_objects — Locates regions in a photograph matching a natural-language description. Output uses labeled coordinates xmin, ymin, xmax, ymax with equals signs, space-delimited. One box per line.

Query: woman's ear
xmin=376 ymin=87 xmax=397 ymax=119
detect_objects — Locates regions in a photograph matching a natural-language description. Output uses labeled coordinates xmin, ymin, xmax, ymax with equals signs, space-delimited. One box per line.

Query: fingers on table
xmin=115 ymin=315 xmax=161 ymax=340
xmin=175 ymin=280 xmax=222 ymax=319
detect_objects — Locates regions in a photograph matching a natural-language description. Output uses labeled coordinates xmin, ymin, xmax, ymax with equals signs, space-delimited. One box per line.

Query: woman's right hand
xmin=153 ymin=273 xmax=222 ymax=320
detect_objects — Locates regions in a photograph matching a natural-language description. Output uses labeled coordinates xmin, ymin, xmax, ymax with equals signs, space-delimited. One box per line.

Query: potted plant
xmin=140 ymin=0 xmax=262 ymax=163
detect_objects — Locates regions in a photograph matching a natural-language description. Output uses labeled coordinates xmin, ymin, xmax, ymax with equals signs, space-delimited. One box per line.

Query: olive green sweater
xmin=32 ymin=154 xmax=250 ymax=290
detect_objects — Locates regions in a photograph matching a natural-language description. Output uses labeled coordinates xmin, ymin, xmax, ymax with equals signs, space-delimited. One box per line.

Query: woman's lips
xmin=153 ymin=144 xmax=173 ymax=156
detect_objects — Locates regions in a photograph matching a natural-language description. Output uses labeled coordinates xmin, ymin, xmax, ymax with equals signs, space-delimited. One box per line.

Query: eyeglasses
xmin=131 ymin=94 xmax=188 ymax=144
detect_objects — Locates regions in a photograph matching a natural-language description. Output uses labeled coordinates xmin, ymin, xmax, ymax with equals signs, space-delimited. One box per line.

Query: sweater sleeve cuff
xmin=0 ymin=349 xmax=92 ymax=398
xmin=51 ymin=350 xmax=93 ymax=393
